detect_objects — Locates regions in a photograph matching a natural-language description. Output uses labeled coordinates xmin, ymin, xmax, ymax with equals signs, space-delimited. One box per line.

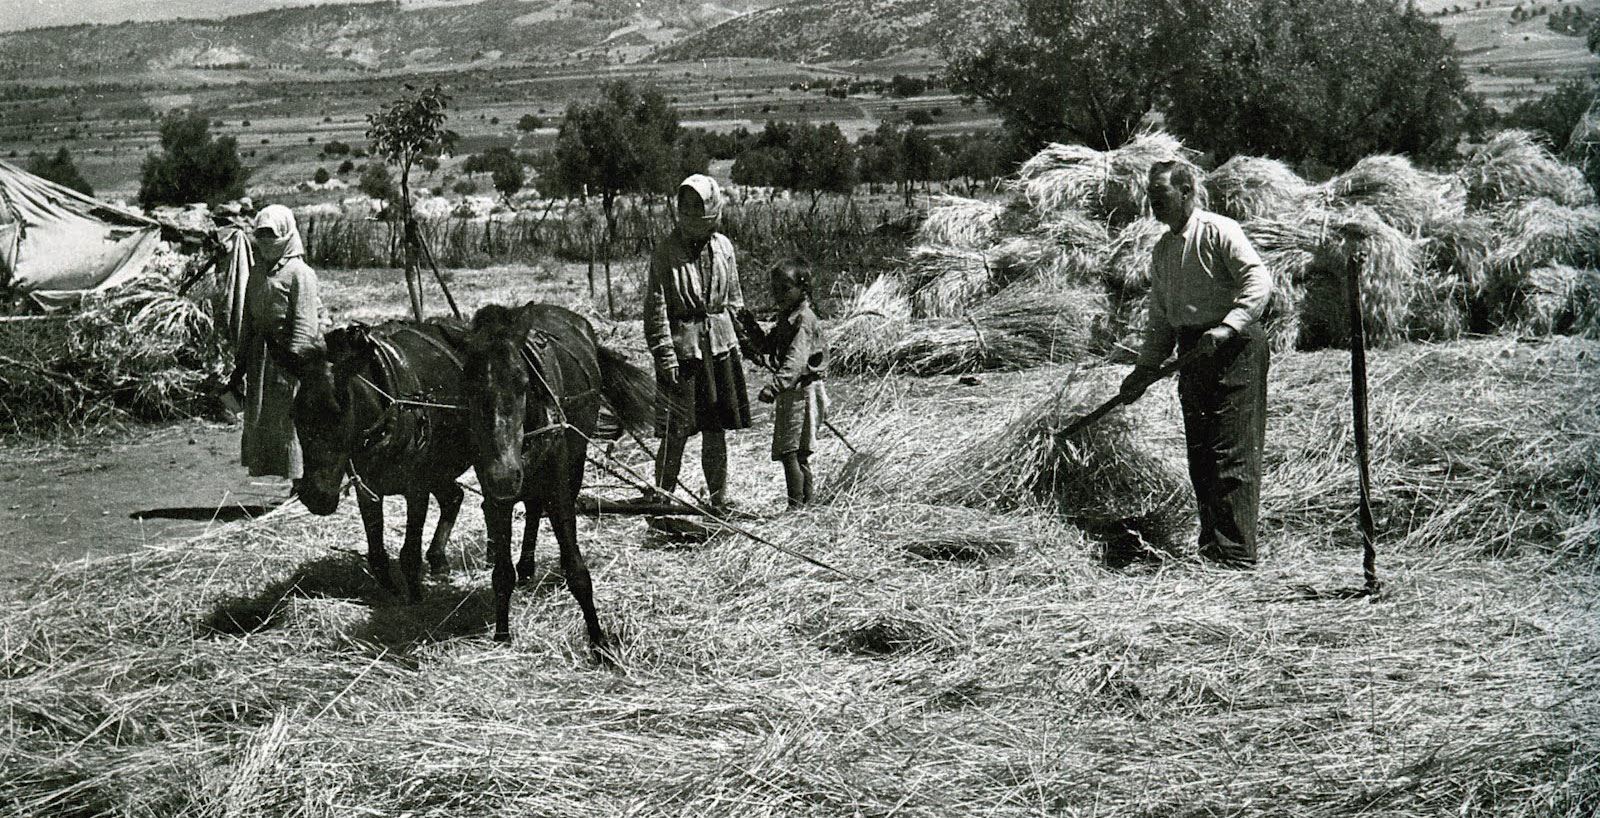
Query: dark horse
xmin=293 ymin=320 xmax=473 ymax=601
xmin=462 ymin=303 xmax=654 ymax=646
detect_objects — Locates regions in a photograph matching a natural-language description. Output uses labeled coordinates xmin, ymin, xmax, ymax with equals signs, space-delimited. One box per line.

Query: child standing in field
xmin=740 ymin=259 xmax=829 ymax=509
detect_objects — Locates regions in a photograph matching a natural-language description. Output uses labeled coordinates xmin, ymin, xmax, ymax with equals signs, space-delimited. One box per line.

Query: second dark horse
xmin=293 ymin=320 xmax=473 ymax=601
xmin=462 ymin=303 xmax=655 ymax=647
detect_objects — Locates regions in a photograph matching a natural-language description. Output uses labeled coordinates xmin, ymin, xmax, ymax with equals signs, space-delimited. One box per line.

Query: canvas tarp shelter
xmin=0 ymin=159 xmax=163 ymax=311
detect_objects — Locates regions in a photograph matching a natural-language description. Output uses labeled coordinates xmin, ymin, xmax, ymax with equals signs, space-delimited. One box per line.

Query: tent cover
xmin=0 ymin=159 xmax=163 ymax=311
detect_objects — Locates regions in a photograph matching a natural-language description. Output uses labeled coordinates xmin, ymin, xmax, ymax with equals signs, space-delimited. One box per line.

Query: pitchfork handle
xmin=1058 ymin=347 xmax=1205 ymax=439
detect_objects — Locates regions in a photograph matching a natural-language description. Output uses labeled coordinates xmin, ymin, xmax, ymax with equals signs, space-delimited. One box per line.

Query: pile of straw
xmin=0 ymin=256 xmax=226 ymax=436
xmin=886 ymin=279 xmax=1102 ymax=375
xmin=1326 ymin=154 xmax=1465 ymax=233
xmin=1204 ymin=156 xmax=1315 ymax=223
xmin=829 ymin=274 xmax=912 ymax=373
xmin=914 ymin=195 xmax=1005 ymax=250
xmin=1297 ymin=208 xmax=1421 ymax=349
xmin=1483 ymin=199 xmax=1600 ymax=327
xmin=1459 ymin=129 xmax=1596 ymax=210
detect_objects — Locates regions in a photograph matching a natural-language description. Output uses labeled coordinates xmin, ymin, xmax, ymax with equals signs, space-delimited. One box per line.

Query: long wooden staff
xmin=1346 ymin=247 xmax=1381 ymax=595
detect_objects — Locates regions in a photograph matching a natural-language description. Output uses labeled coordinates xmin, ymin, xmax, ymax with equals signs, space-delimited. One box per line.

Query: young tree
xmin=491 ymin=162 xmax=524 ymax=201
xmin=138 ymin=110 xmax=249 ymax=207
xmin=789 ymin=122 xmax=858 ymax=210
xmin=27 ymin=147 xmax=94 ymax=196
xmin=366 ymin=83 xmax=459 ymax=320
xmin=313 ymin=167 xmax=331 ymax=184
xmin=516 ymin=113 xmax=544 ymax=132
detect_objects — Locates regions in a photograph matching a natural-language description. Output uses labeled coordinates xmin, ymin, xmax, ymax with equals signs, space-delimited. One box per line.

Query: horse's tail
xmin=596 ymin=345 xmax=656 ymax=437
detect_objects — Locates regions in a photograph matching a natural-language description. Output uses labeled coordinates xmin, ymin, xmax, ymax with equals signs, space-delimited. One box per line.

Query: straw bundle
xmin=1014 ymin=142 xmax=1110 ymax=218
xmin=1521 ymin=264 xmax=1583 ymax=335
xmin=1297 ymin=208 xmax=1421 ymax=349
xmin=1483 ymin=199 xmax=1600 ymax=328
xmin=1014 ymin=131 xmax=1205 ymax=227
xmin=903 ymin=244 xmax=999 ymax=319
xmin=1406 ymin=272 xmax=1469 ymax=342
xmin=1566 ymin=267 xmax=1600 ymax=338
xmin=1204 ymin=156 xmax=1315 ymax=223
xmin=986 ymin=232 xmax=1102 ymax=288
xmin=828 ymin=273 xmax=912 ymax=373
xmin=1325 ymin=154 xmax=1465 ymax=233
xmin=1102 ymin=217 xmax=1167 ymax=300
xmin=1101 ymin=131 xmax=1207 ymax=225
xmin=887 ymin=279 xmax=1102 ymax=375
xmin=920 ymin=368 xmax=1191 ymax=557
xmin=914 ymin=196 xmax=1005 ymax=250
xmin=1459 ymin=129 xmax=1596 ymax=210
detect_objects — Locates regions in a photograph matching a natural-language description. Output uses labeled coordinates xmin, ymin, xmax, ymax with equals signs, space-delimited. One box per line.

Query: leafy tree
xmin=947 ymin=0 xmax=1481 ymax=165
xmin=1503 ymin=78 xmax=1598 ymax=152
xmin=491 ymin=162 xmax=524 ymax=200
xmin=452 ymin=178 xmax=478 ymax=195
xmin=673 ymin=128 xmax=712 ymax=182
xmin=359 ymin=162 xmax=395 ymax=201
xmin=313 ymin=167 xmax=331 ymax=184
xmin=516 ymin=113 xmax=544 ymax=132
xmin=789 ymin=121 xmax=857 ymax=209
xmin=27 ymin=147 xmax=93 ymax=196
xmin=954 ymin=133 xmax=1004 ymax=186
xmin=549 ymin=80 xmax=679 ymax=240
xmin=323 ymin=139 xmax=350 ymax=156
xmin=138 ymin=110 xmax=249 ymax=207
xmin=337 ymin=158 xmax=355 ymax=174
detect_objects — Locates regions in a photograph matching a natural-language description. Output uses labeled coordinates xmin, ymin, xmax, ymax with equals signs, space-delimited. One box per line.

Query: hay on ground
xmin=1297 ymin=208 xmax=1421 ymax=349
xmin=914 ymin=195 xmax=1004 ymax=250
xmin=1459 ymin=129 xmax=1595 ymax=210
xmin=918 ymin=368 xmax=1191 ymax=557
xmin=1204 ymin=156 xmax=1315 ymax=223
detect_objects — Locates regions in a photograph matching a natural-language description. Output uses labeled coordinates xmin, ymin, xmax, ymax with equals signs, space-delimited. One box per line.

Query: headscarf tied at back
xmin=251 ymin=204 xmax=306 ymax=273
xmin=677 ymin=174 xmax=723 ymax=244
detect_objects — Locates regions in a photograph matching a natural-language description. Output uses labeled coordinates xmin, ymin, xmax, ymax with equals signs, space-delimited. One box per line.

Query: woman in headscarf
xmin=643 ymin=174 xmax=752 ymax=510
xmin=227 ymin=204 xmax=324 ymax=479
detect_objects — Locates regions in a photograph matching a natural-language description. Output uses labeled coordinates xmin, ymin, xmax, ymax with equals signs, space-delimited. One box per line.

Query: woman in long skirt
xmin=642 ymin=174 xmax=753 ymax=510
xmin=227 ymin=204 xmax=324 ymax=480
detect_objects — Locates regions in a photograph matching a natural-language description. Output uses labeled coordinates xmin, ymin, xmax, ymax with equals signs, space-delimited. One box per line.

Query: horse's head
xmin=291 ymin=326 xmax=371 ymax=515
xmin=464 ymin=305 xmax=535 ymax=503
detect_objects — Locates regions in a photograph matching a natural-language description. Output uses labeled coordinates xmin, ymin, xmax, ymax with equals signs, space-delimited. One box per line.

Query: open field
xmin=2 ymin=277 xmax=1597 ymax=813
xmin=0 ymin=56 xmax=978 ymax=203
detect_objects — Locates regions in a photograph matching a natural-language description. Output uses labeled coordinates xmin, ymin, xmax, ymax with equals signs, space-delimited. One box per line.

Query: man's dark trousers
xmin=1176 ymin=324 xmax=1269 ymax=565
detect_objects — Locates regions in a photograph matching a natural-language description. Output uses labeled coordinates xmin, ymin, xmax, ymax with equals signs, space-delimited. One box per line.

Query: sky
xmin=0 ymin=0 xmax=397 ymax=32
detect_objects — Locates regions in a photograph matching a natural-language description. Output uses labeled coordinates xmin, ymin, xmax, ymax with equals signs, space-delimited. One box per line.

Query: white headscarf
xmin=676 ymin=174 xmax=723 ymax=243
xmin=251 ymin=204 xmax=305 ymax=272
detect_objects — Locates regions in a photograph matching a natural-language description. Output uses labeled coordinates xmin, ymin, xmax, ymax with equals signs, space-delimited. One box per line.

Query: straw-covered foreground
xmin=2 ymin=336 xmax=1598 ymax=816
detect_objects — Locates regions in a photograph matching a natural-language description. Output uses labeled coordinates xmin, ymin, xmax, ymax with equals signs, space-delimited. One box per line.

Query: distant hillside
xmin=652 ymin=0 xmax=1012 ymax=64
xmin=0 ymin=0 xmax=775 ymax=79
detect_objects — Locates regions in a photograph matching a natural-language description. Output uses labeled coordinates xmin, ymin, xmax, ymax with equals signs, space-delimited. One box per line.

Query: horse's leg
xmin=356 ymin=491 xmax=397 ymax=594
xmin=426 ymin=481 xmax=464 ymax=574
xmin=484 ymin=499 xmax=517 ymax=642
xmin=517 ymin=497 xmax=545 ymax=583
xmin=551 ymin=441 xmax=605 ymax=648
xmin=399 ymin=491 xmax=429 ymax=603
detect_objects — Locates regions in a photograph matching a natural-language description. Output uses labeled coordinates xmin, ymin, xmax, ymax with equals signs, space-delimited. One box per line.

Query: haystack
xmin=1325 ymin=154 xmax=1465 ymax=233
xmin=914 ymin=195 xmax=1005 ymax=250
xmin=1296 ymin=208 xmax=1421 ymax=349
xmin=1101 ymin=131 xmax=1208 ymax=225
xmin=1204 ymin=156 xmax=1314 ymax=223
xmin=887 ymin=278 xmax=1102 ymax=375
xmin=1459 ymin=129 xmax=1595 ymax=210
xmin=829 ymin=274 xmax=913 ymax=373
xmin=987 ymin=232 xmax=1102 ymax=288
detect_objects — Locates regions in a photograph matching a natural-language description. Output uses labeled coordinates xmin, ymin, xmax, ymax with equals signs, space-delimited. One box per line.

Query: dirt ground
xmin=0 ymin=418 xmax=288 ymax=585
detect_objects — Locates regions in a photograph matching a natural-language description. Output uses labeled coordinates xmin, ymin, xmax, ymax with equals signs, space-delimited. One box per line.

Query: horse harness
xmin=345 ymin=323 xmax=467 ymax=500
xmin=515 ymin=327 xmax=600 ymax=450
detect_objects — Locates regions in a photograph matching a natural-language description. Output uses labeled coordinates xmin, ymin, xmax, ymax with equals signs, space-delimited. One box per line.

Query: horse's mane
xmin=469 ymin=304 xmax=532 ymax=352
